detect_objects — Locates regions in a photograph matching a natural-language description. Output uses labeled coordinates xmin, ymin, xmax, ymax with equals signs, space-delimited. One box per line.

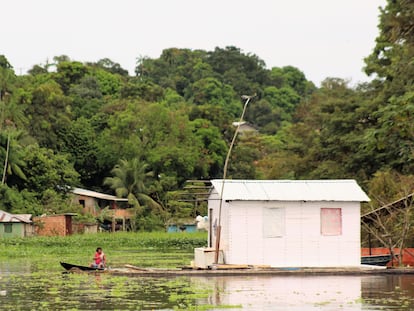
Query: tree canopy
xmin=0 ymin=0 xmax=413 ymax=232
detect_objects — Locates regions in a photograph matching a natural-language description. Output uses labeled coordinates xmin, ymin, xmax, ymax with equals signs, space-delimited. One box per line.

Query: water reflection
xmin=193 ymin=275 xmax=363 ymax=310
xmin=0 ymin=260 xmax=33 ymax=275
xmin=2 ymin=260 xmax=414 ymax=310
xmin=361 ymin=275 xmax=414 ymax=309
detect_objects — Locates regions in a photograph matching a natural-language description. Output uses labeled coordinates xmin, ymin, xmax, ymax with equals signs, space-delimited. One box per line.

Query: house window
xmin=263 ymin=207 xmax=284 ymax=237
xmin=4 ymin=224 xmax=12 ymax=233
xmin=79 ymin=199 xmax=85 ymax=207
xmin=321 ymin=208 xmax=342 ymax=236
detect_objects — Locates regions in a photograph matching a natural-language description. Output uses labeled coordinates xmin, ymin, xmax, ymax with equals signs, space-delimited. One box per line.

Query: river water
xmin=1 ymin=261 xmax=414 ymax=310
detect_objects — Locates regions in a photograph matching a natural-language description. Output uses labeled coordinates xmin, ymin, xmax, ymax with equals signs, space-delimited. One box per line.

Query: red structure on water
xmin=362 ymin=248 xmax=414 ymax=267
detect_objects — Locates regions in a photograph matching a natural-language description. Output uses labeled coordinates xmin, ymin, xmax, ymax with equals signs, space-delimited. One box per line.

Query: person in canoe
xmin=90 ymin=247 xmax=106 ymax=269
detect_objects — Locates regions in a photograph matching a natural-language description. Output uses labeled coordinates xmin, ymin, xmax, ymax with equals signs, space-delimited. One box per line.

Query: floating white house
xmin=200 ymin=179 xmax=370 ymax=268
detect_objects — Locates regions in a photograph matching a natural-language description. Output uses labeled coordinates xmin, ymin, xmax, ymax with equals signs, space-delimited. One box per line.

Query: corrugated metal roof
xmin=210 ymin=179 xmax=370 ymax=202
xmin=72 ymin=188 xmax=128 ymax=201
xmin=0 ymin=210 xmax=32 ymax=223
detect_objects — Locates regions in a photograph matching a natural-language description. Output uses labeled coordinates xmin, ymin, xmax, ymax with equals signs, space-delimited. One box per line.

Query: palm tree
xmin=0 ymin=106 xmax=28 ymax=186
xmin=0 ymin=99 xmax=27 ymax=131
xmin=1 ymin=128 xmax=26 ymax=185
xmin=104 ymin=158 xmax=161 ymax=214
xmin=0 ymin=61 xmax=28 ymax=185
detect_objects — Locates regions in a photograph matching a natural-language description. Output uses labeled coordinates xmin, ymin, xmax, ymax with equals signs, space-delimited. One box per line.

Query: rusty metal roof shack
xmin=209 ymin=179 xmax=370 ymax=202
xmin=0 ymin=210 xmax=34 ymax=237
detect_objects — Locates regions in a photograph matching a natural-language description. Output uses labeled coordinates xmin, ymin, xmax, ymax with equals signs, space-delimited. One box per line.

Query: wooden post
xmin=214 ymin=225 xmax=221 ymax=263
xmin=368 ymin=232 xmax=372 ymax=255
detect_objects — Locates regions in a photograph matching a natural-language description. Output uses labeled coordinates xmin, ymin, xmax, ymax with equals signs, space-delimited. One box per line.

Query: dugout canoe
xmin=60 ymin=261 xmax=105 ymax=271
xmin=361 ymin=255 xmax=392 ymax=266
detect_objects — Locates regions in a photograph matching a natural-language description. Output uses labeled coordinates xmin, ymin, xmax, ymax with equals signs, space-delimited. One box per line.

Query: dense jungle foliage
xmin=0 ymin=0 xmax=413 ymax=234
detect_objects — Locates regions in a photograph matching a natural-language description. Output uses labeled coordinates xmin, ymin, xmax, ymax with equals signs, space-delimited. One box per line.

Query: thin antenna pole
xmin=214 ymin=94 xmax=255 ymax=264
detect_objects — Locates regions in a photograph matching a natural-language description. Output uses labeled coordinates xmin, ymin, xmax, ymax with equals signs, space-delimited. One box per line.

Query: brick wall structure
xmin=34 ymin=214 xmax=74 ymax=236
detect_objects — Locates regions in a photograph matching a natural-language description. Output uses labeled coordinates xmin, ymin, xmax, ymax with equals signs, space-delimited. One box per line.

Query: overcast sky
xmin=2 ymin=0 xmax=386 ymax=86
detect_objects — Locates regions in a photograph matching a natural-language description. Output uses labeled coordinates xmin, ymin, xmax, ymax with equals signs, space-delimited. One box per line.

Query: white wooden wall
xmin=209 ymin=200 xmax=361 ymax=267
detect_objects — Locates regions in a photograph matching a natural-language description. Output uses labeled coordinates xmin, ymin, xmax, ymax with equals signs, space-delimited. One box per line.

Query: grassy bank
xmin=0 ymin=231 xmax=208 ymax=269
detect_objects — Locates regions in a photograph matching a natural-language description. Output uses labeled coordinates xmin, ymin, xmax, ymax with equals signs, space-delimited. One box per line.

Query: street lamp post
xmin=214 ymin=94 xmax=255 ymax=264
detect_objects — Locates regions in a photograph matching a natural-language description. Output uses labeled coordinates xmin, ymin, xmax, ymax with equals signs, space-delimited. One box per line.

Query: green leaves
xmin=361 ymin=0 xmax=414 ymax=175
xmin=104 ymin=158 xmax=159 ymax=210
xmin=21 ymin=144 xmax=79 ymax=195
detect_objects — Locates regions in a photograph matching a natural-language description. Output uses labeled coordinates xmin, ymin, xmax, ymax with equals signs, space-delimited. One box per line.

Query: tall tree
xmin=54 ymin=60 xmax=89 ymax=94
xmin=206 ymin=46 xmax=268 ymax=95
xmin=0 ymin=129 xmax=26 ymax=185
xmin=0 ymin=58 xmax=28 ymax=186
xmin=26 ymin=80 xmax=72 ymax=150
xmin=88 ymin=58 xmax=129 ymax=76
xmin=69 ymin=75 xmax=103 ymax=118
xmin=58 ymin=117 xmax=100 ymax=187
xmin=272 ymin=78 xmax=369 ymax=180
xmin=0 ymin=56 xmax=15 ymax=102
xmin=363 ymin=0 xmax=414 ymax=174
xmin=20 ymin=144 xmax=79 ymax=196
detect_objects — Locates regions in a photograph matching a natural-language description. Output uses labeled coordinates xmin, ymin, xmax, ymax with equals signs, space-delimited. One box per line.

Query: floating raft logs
xmin=104 ymin=264 xmax=414 ymax=277
xmin=62 ymin=263 xmax=414 ymax=276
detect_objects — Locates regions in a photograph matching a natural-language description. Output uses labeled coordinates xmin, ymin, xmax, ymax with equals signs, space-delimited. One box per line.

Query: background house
xmin=33 ymin=213 xmax=76 ymax=236
xmin=199 ymin=179 xmax=370 ymax=268
xmin=71 ymin=187 xmax=131 ymax=231
xmin=71 ymin=187 xmax=129 ymax=215
xmin=166 ymin=218 xmax=198 ymax=233
xmin=0 ymin=210 xmax=34 ymax=238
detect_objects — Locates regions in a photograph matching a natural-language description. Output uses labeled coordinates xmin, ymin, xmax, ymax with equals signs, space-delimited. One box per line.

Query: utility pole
xmin=214 ymin=94 xmax=255 ymax=264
